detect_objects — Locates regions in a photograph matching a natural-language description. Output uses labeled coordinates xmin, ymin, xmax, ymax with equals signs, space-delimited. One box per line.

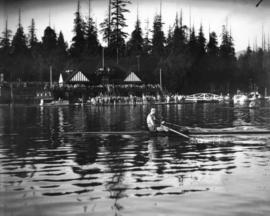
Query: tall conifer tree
xmin=188 ymin=26 xmax=198 ymax=57
xmin=85 ymin=18 xmax=99 ymax=55
xmin=127 ymin=18 xmax=143 ymax=56
xmin=70 ymin=0 xmax=85 ymax=57
xmin=152 ymin=14 xmax=165 ymax=56
xmin=220 ymin=25 xmax=235 ymax=59
xmin=100 ymin=0 xmax=112 ymax=46
xmin=109 ymin=0 xmax=131 ymax=56
xmin=57 ymin=31 xmax=67 ymax=53
xmin=0 ymin=19 xmax=12 ymax=82
xmin=197 ymin=24 xmax=206 ymax=57
xmin=207 ymin=32 xmax=218 ymax=56
xmin=143 ymin=19 xmax=151 ymax=55
xmin=219 ymin=25 xmax=236 ymax=91
xmin=11 ymin=10 xmax=27 ymax=54
xmin=28 ymin=18 xmax=38 ymax=48
xmin=172 ymin=12 xmax=187 ymax=54
xmin=42 ymin=26 xmax=57 ymax=51
xmin=0 ymin=19 xmax=12 ymax=50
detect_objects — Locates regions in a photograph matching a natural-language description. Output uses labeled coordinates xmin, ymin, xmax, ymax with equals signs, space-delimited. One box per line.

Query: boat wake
xmin=186 ymin=125 xmax=270 ymax=145
xmin=189 ymin=125 xmax=269 ymax=134
xmin=191 ymin=135 xmax=269 ymax=145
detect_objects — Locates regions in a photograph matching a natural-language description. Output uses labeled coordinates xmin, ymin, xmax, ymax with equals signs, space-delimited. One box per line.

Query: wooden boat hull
xmin=41 ymin=100 xmax=70 ymax=107
xmin=63 ymin=129 xmax=270 ymax=137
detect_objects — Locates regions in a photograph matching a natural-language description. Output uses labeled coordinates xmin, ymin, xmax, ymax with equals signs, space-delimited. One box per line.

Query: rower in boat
xmin=146 ymin=108 xmax=169 ymax=133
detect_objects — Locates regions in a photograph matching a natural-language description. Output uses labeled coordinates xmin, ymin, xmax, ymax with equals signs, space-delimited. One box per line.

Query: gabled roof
xmin=124 ymin=72 xmax=142 ymax=83
xmin=66 ymin=71 xmax=90 ymax=83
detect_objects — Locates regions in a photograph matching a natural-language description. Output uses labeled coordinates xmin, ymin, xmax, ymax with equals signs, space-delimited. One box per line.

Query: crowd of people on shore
xmin=53 ymin=84 xmax=162 ymax=97
xmin=52 ymin=84 xmax=170 ymax=105
xmin=79 ymin=94 xmax=185 ymax=105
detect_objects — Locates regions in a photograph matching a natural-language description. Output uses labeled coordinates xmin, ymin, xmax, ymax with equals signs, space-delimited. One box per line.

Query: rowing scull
xmin=63 ymin=130 xmax=270 ymax=136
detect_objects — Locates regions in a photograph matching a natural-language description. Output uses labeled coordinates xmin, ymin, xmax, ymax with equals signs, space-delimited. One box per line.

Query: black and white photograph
xmin=1 ymin=0 xmax=270 ymax=215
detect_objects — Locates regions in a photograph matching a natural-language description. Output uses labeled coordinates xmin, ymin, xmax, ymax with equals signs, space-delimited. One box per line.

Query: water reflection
xmin=0 ymin=104 xmax=270 ymax=215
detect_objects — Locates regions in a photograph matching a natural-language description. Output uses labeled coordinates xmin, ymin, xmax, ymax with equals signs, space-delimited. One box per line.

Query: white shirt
xmin=147 ymin=113 xmax=156 ymax=129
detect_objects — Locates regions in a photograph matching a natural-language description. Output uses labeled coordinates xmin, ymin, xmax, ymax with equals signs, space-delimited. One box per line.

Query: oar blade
xmin=168 ymin=128 xmax=190 ymax=139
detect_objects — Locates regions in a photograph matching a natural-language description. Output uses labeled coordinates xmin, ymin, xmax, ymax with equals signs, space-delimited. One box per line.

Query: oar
xmin=164 ymin=121 xmax=192 ymax=132
xmin=161 ymin=121 xmax=190 ymax=139
xmin=164 ymin=121 xmax=186 ymax=130
xmin=167 ymin=127 xmax=190 ymax=139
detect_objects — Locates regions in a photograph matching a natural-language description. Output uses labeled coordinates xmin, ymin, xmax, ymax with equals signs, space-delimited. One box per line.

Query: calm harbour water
xmin=1 ymin=103 xmax=270 ymax=216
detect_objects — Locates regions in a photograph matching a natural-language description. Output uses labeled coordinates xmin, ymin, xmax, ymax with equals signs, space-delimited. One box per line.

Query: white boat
xmin=248 ymin=91 xmax=261 ymax=101
xmin=185 ymin=93 xmax=224 ymax=103
xmin=233 ymin=94 xmax=248 ymax=104
xmin=40 ymin=98 xmax=69 ymax=106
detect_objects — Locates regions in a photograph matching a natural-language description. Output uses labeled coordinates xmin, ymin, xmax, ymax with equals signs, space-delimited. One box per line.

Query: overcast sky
xmin=0 ymin=0 xmax=270 ymax=51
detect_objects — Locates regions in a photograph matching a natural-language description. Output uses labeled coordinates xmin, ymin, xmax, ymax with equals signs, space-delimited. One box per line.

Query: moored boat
xmin=40 ymin=98 xmax=69 ymax=106
xmin=248 ymin=91 xmax=261 ymax=101
xmin=233 ymin=94 xmax=248 ymax=104
xmin=185 ymin=93 xmax=224 ymax=103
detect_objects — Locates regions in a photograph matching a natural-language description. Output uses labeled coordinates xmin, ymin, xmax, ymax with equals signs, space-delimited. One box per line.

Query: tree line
xmin=0 ymin=0 xmax=269 ymax=94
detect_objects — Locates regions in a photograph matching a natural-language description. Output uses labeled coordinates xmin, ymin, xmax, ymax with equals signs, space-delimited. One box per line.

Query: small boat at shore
xmin=233 ymin=94 xmax=248 ymax=104
xmin=233 ymin=91 xmax=262 ymax=104
xmin=185 ymin=93 xmax=224 ymax=103
xmin=40 ymin=98 xmax=69 ymax=106
xmin=37 ymin=91 xmax=70 ymax=106
xmin=248 ymin=91 xmax=261 ymax=101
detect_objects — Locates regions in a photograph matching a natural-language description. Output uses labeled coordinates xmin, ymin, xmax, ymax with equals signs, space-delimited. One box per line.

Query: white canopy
xmin=124 ymin=72 xmax=141 ymax=82
xmin=59 ymin=73 xmax=64 ymax=86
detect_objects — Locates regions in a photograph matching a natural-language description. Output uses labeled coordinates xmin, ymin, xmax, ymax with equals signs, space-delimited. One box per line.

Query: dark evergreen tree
xmin=85 ymin=17 xmax=99 ymax=55
xmin=57 ymin=31 xmax=67 ymax=53
xmin=109 ymin=0 xmax=131 ymax=56
xmin=127 ymin=18 xmax=143 ymax=56
xmin=197 ymin=24 xmax=206 ymax=57
xmin=171 ymin=12 xmax=187 ymax=54
xmin=100 ymin=0 xmax=112 ymax=46
xmin=207 ymin=32 xmax=219 ymax=56
xmin=188 ymin=26 xmax=198 ymax=57
xmin=10 ymin=10 xmax=30 ymax=81
xmin=27 ymin=19 xmax=41 ymax=81
xmin=0 ymin=19 xmax=12 ymax=82
xmin=220 ymin=25 xmax=235 ymax=59
xmin=186 ymin=26 xmax=200 ymax=92
xmin=28 ymin=18 xmax=38 ymax=48
xmin=193 ymin=25 xmax=206 ymax=89
xmin=143 ymin=19 xmax=151 ymax=55
xmin=11 ymin=12 xmax=28 ymax=55
xmin=70 ymin=0 xmax=85 ymax=57
xmin=53 ymin=31 xmax=68 ymax=82
xmin=166 ymin=25 xmax=173 ymax=52
xmin=206 ymin=31 xmax=220 ymax=91
xmin=219 ymin=25 xmax=236 ymax=92
xmin=0 ymin=19 xmax=12 ymax=50
xmin=42 ymin=26 xmax=57 ymax=51
xmin=39 ymin=26 xmax=58 ymax=82
xmin=152 ymin=14 xmax=165 ymax=56
xmin=237 ymin=46 xmax=253 ymax=90
xmin=100 ymin=17 xmax=111 ymax=45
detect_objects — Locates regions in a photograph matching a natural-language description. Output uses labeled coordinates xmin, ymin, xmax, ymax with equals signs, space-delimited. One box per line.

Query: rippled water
xmin=1 ymin=103 xmax=270 ymax=216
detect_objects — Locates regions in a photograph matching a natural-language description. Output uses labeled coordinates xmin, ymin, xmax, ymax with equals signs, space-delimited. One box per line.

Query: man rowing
xmin=146 ymin=108 xmax=169 ymax=132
